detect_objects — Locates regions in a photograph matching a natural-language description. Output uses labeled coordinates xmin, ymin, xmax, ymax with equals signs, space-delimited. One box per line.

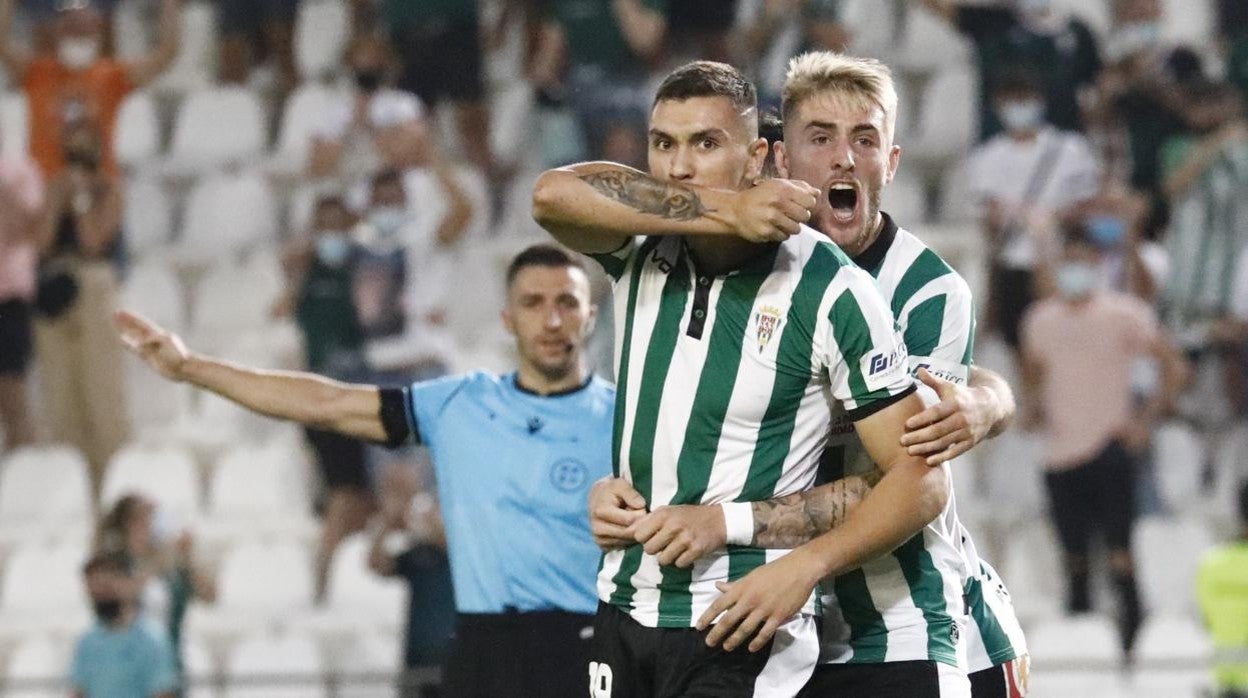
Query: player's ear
xmin=583 ymin=304 xmax=598 ymax=338
xmin=501 ymin=307 xmax=517 ymax=337
xmin=774 ymin=140 xmax=791 ymax=179
xmin=886 ymin=143 xmax=901 ymax=185
xmin=744 ymin=136 xmax=768 ymax=182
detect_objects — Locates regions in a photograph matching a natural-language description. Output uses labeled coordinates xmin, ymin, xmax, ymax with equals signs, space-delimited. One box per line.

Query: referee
xmin=115 ymin=245 xmax=612 ymax=698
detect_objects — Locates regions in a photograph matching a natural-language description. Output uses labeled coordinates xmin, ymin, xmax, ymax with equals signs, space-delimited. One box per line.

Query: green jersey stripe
xmin=609 ymin=250 xmax=690 ymax=609
xmin=903 ymin=294 xmax=947 ymax=358
xmin=894 ymin=535 xmax=959 ymax=665
xmin=610 ymin=238 xmax=656 ymax=475
xmin=829 ymin=289 xmax=891 ymax=404
xmin=966 ymin=575 xmax=1017 ymax=664
xmin=659 ymin=253 xmax=776 ymax=624
xmin=835 ymin=570 xmax=889 ymax=663
xmin=890 ymin=249 xmax=951 ymax=319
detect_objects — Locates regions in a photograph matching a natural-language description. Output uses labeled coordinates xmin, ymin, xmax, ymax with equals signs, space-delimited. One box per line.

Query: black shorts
xmin=217 ymin=0 xmax=299 ymax=34
xmin=1044 ymin=439 xmax=1137 ymax=555
xmin=443 ymin=609 xmax=594 ymax=698
xmin=305 ymin=427 xmax=371 ymax=491
xmin=988 ymin=264 xmax=1034 ymax=351
xmin=393 ymin=20 xmax=485 ymax=105
xmin=800 ymin=660 xmax=969 ymax=698
xmin=589 ymin=601 xmax=818 ymax=698
xmin=0 ymin=299 xmax=33 ymax=375
xmin=969 ymin=659 xmax=1026 ymax=698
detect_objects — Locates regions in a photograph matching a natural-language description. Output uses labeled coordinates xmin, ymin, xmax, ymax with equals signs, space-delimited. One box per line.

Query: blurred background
xmin=0 ymin=0 xmax=1246 ymax=696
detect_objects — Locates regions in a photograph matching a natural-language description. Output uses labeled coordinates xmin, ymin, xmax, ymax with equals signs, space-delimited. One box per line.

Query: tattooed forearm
xmin=750 ymin=470 xmax=883 ymax=548
xmin=579 ymin=169 xmax=712 ymax=221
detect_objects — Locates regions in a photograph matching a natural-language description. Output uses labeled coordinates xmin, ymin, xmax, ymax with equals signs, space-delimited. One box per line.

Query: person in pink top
xmin=0 ymin=151 xmax=44 ymax=453
xmin=1021 ymin=219 xmax=1188 ymax=658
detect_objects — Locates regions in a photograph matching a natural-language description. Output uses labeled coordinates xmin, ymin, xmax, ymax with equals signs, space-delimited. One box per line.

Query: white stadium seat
xmin=270 ymin=83 xmax=348 ymax=177
xmin=490 ymin=81 xmax=536 ymax=168
xmin=1160 ymin=0 xmax=1213 ymax=46
xmin=333 ymin=631 xmax=401 ymax=698
xmin=1 ymin=91 xmax=29 ymax=158
xmin=1028 ymin=613 xmax=1121 ymax=665
xmin=0 ymin=542 xmax=91 ymax=640
xmin=0 ymin=446 xmax=92 ymax=548
xmin=191 ymin=262 xmax=285 ymax=340
xmin=841 ymin=0 xmax=899 ymax=60
xmin=1135 ymin=516 xmax=1213 ymax=617
xmin=114 ymin=89 xmax=161 ymax=167
xmin=295 ymin=0 xmax=351 ymax=82
xmin=1135 ymin=613 xmax=1212 ymax=663
xmin=3 ymin=636 xmax=68 ymax=698
xmin=166 ymin=86 xmax=267 ymax=174
xmin=100 ymin=443 xmax=201 ymax=522
xmin=122 ymin=177 xmax=176 ymax=259
xmin=152 ymin=1 xmax=219 ymax=94
xmin=880 ymin=168 xmax=927 ymax=225
xmin=218 ymin=541 xmax=315 ymax=615
xmin=907 ymin=66 xmax=978 ymax=165
xmin=894 ymin=3 xmax=971 ymax=74
xmin=225 ymin=633 xmax=326 ymax=698
xmin=198 ymin=443 xmax=317 ymax=548
xmin=179 ymin=171 xmax=279 ymax=265
xmin=1001 ymin=518 xmax=1064 ymax=624
xmin=1153 ymin=421 xmax=1206 ymax=512
xmin=184 ymin=637 xmax=220 ymax=698
xmin=325 ymin=534 xmax=406 ymax=630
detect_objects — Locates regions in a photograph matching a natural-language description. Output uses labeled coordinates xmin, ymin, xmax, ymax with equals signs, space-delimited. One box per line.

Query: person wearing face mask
xmin=275 ymin=193 xmax=375 ymax=603
xmin=921 ymin=0 xmax=1101 ymax=141
xmin=70 ymin=551 xmax=179 ymax=698
xmin=1020 ymin=221 xmax=1188 ymax=660
xmin=31 ymin=118 xmax=128 ymax=495
xmin=0 ymin=0 xmax=180 ymax=180
xmin=308 ymin=33 xmax=431 ymax=184
xmin=95 ymin=494 xmax=216 ymax=695
xmin=967 ymin=71 xmax=1101 ymax=355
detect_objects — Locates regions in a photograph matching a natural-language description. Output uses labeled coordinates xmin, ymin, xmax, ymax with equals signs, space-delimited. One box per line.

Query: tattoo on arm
xmin=750 ymin=470 xmax=883 ymax=548
xmin=579 ymin=169 xmax=712 ymax=221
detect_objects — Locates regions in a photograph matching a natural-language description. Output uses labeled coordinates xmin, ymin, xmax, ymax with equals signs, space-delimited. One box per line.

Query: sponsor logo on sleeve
xmin=860 ymin=342 xmax=909 ymax=393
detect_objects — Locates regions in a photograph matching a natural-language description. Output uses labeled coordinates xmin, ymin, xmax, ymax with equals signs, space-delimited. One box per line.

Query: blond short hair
xmin=782 ymin=52 xmax=899 ymax=141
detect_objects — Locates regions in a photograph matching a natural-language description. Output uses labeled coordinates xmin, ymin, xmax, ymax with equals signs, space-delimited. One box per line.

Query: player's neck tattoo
xmin=579 ymin=170 xmax=713 ymax=222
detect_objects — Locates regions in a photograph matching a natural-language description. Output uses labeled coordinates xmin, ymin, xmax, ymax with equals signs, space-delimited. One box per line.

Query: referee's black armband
xmin=378 ymin=387 xmax=418 ymax=448
xmin=844 ymin=384 xmax=917 ymax=423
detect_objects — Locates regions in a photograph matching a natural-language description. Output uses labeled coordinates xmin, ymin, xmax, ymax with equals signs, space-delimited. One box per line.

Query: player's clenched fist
xmin=114 ymin=309 xmax=191 ymax=381
xmin=729 ymin=178 xmax=820 ymax=243
xmin=588 ymin=477 xmax=648 ymax=551
xmin=633 ymin=504 xmax=727 ymax=569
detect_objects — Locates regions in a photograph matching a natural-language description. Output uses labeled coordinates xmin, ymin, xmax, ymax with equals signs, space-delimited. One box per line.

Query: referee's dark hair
xmin=654 ymin=61 xmax=758 ymax=116
xmin=506 ymin=244 xmax=587 ymax=288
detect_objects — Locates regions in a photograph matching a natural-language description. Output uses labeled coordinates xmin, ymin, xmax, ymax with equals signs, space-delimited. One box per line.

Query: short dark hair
xmin=1060 ymin=218 xmax=1097 ymax=248
xmin=371 ymin=168 xmax=404 ymax=191
xmin=992 ymin=69 xmax=1045 ymax=99
xmin=83 ymin=550 xmax=135 ymax=577
xmin=759 ymin=109 xmax=783 ymax=178
xmin=506 ymin=244 xmax=587 ymax=288
xmin=654 ymin=61 xmax=758 ymax=115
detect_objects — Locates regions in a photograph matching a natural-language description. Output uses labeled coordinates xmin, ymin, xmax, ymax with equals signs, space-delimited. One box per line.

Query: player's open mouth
xmin=828 ymin=183 xmax=858 ymax=224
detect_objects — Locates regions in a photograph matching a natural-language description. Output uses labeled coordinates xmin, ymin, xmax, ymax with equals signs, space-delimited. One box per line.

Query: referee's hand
xmin=114 ymin=309 xmax=191 ymax=382
xmin=588 ymin=477 xmax=647 ymax=551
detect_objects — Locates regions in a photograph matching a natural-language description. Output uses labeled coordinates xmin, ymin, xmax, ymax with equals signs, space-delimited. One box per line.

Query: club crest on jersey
xmin=754 ymin=305 xmax=783 ymax=352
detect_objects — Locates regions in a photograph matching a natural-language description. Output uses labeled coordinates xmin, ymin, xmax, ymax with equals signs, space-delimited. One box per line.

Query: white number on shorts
xmin=588 ymin=661 xmax=613 ymax=697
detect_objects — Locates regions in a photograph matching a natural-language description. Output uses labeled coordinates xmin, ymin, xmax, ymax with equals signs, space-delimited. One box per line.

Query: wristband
xmin=721 ymin=502 xmax=754 ymax=547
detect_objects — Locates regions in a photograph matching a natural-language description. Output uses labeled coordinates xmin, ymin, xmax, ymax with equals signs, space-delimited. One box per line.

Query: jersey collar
xmin=851 ymin=211 xmax=899 ymax=277
xmin=512 ymin=372 xmax=595 ymax=398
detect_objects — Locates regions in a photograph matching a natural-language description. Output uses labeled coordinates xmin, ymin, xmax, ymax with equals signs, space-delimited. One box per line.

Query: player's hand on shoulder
xmin=589 ymin=477 xmax=647 ymax=552
xmin=696 ymin=547 xmax=823 ymax=653
xmin=113 ymin=309 xmax=191 ymax=382
xmin=900 ymin=368 xmax=987 ymax=466
xmin=730 ymin=178 xmax=819 ymax=243
xmin=633 ymin=504 xmax=727 ymax=569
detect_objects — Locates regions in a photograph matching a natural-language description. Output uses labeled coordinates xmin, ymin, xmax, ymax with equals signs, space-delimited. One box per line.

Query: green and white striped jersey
xmin=819 ymin=214 xmax=1022 ymax=669
xmin=589 ymin=226 xmax=915 ymax=629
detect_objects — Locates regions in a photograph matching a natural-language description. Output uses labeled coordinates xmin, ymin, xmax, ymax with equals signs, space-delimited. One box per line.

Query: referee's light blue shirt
xmin=406 ymin=371 xmax=614 ymax=615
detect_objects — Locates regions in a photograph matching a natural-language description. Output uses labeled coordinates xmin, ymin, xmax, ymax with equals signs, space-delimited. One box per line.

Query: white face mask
xmin=1056 ymin=261 xmax=1101 ymax=299
xmin=1106 ymin=21 xmax=1162 ymax=62
xmin=998 ymin=99 xmax=1046 ymax=134
xmin=369 ymin=206 xmax=408 ymax=239
xmin=58 ymin=37 xmax=99 ymax=70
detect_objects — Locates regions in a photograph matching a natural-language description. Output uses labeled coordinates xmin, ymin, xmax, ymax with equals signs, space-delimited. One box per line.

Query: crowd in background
xmin=0 ymin=0 xmax=1246 ymax=695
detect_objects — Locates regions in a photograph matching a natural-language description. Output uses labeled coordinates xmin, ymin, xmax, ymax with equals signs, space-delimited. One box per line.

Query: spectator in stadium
xmin=31 ymin=118 xmax=127 ymax=495
xmin=217 ymin=0 xmax=298 ymax=94
xmin=367 ymin=478 xmax=454 ymax=698
xmin=0 ymin=0 xmax=180 ymax=180
xmin=115 ymin=243 xmax=612 ymax=698
xmin=71 ymin=551 xmax=179 ymax=698
xmin=921 ymin=0 xmax=1101 ymax=141
xmin=1158 ymin=80 xmax=1248 ymax=351
xmin=307 ymin=33 xmax=430 ymax=185
xmin=666 ymin=0 xmax=738 ymax=63
xmin=530 ymin=0 xmax=668 ymax=164
xmin=275 ymin=193 xmax=374 ymax=602
xmin=738 ymin=0 xmax=850 ymax=108
xmin=358 ymin=0 xmax=498 ymax=183
xmin=1021 ymin=220 xmax=1188 ymax=657
xmin=356 ymin=164 xmax=470 ymax=379
xmin=1198 ymin=481 xmax=1248 ymax=697
xmin=96 ymin=493 xmax=216 ymax=691
xmin=967 ymin=70 xmax=1100 ymax=355
xmin=0 ymin=140 xmax=44 ymax=454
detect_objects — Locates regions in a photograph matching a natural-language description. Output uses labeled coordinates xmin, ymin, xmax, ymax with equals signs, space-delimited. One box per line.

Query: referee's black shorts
xmin=442 ymin=609 xmax=594 ymax=698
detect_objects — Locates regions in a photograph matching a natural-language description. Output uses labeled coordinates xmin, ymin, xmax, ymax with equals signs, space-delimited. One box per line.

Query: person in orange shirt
xmin=0 ymin=0 xmax=181 ymax=179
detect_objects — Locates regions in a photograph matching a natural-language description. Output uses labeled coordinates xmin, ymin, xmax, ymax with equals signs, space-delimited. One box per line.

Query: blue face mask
xmin=1056 ymin=261 xmax=1100 ymax=299
xmin=1086 ymin=215 xmax=1127 ymax=250
xmin=369 ymin=207 xmax=408 ymax=239
xmin=315 ymin=233 xmax=352 ymax=268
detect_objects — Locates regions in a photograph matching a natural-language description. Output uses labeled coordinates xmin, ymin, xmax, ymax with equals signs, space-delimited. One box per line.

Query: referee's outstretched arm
xmin=113 ymin=309 xmax=389 ymax=444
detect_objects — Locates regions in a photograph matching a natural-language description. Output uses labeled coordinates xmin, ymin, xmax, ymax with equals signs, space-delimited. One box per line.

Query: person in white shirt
xmin=966 ymin=70 xmax=1101 ymax=353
